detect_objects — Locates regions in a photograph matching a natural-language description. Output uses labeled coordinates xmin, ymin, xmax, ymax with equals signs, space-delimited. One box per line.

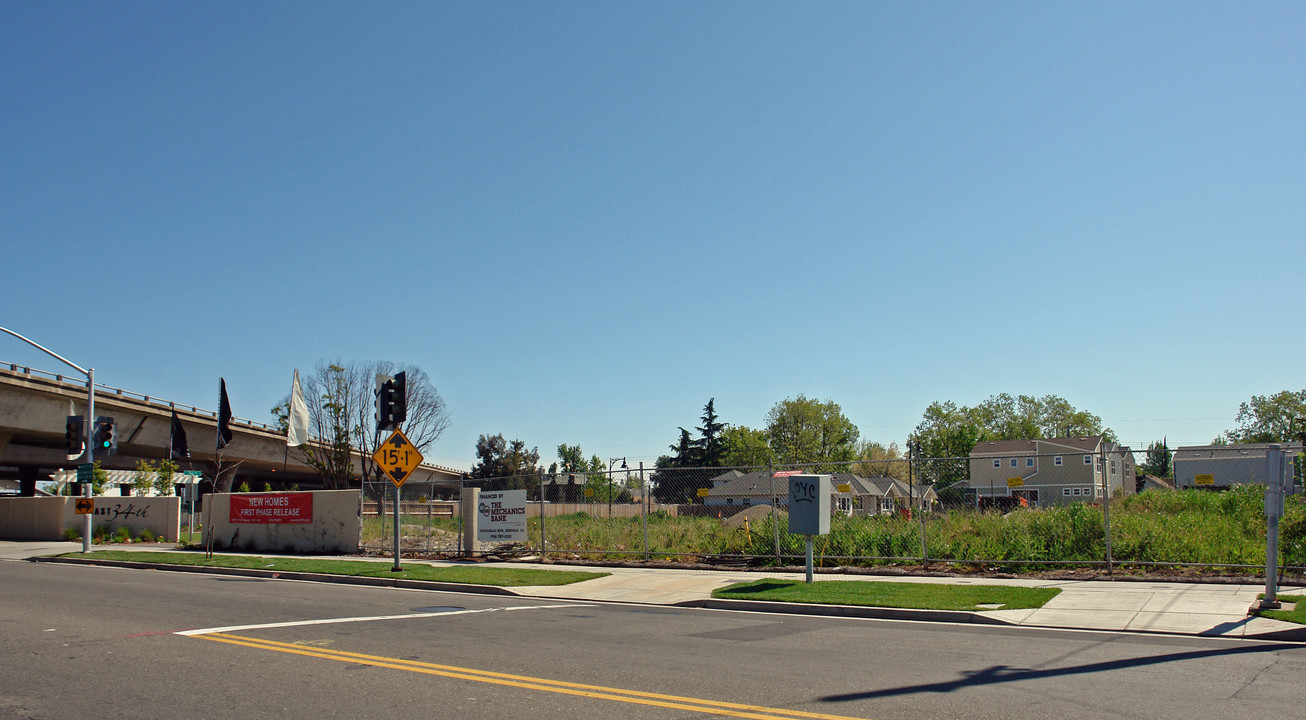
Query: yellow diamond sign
xmin=373 ymin=428 xmax=423 ymax=487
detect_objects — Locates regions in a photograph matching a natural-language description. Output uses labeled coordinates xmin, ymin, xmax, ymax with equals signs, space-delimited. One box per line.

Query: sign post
xmin=182 ymin=470 xmax=202 ymax=542
xmin=373 ymin=428 xmax=424 ymax=572
xmin=1259 ymin=445 xmax=1288 ymax=610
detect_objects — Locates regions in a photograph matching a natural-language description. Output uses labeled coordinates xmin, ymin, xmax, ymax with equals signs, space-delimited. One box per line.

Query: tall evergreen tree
xmin=693 ymin=398 xmax=727 ymax=467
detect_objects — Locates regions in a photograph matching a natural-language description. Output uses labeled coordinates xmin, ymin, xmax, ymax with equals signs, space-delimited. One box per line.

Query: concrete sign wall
xmin=205 ymin=490 xmax=360 ymax=553
xmin=0 ymin=496 xmax=181 ymax=542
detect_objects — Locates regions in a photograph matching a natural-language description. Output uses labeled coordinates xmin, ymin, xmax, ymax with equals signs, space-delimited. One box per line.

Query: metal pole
xmin=392 ymin=482 xmax=401 ymax=572
xmin=640 ymin=463 xmax=649 ymax=562
xmin=1262 ymin=445 xmax=1284 ymax=608
xmin=83 ymin=368 xmax=94 ymax=552
xmin=770 ymin=462 xmax=779 ymax=565
xmin=539 ymin=471 xmax=547 ymax=558
xmin=0 ymin=327 xmax=96 ymax=548
xmin=805 ymin=536 xmax=814 ymax=584
xmin=1101 ymin=446 xmax=1112 ymax=573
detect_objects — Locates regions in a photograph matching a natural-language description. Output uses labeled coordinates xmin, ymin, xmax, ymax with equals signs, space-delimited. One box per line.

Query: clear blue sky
xmin=3 ymin=2 xmax=1302 ymax=471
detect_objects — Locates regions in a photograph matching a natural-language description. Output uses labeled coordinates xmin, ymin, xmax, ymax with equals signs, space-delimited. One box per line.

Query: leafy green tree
xmin=1141 ymin=439 xmax=1171 ymax=479
xmin=553 ymin=444 xmax=588 ymax=474
xmin=1220 ymin=390 xmax=1306 ymax=444
xmin=470 ymin=434 xmax=542 ymax=497
xmin=764 ymin=395 xmax=859 ymax=468
xmin=852 ymin=441 xmax=909 ymax=483
xmin=132 ymin=459 xmax=156 ymax=496
xmin=91 ymin=461 xmax=107 ymax=496
xmin=153 ymin=458 xmax=178 ymax=497
xmin=721 ymin=425 xmax=774 ymax=468
xmin=908 ymin=394 xmax=1111 ymax=486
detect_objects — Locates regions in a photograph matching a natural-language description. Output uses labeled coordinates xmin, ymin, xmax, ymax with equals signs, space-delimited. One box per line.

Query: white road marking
xmin=177 ymin=603 xmax=594 ymax=636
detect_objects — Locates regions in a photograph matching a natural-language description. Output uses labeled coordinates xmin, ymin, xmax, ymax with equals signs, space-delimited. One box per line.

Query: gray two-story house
xmin=968 ymin=436 xmax=1134 ymax=507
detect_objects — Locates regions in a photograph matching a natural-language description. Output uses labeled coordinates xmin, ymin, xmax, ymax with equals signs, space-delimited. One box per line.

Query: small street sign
xmin=373 ymin=428 xmax=423 ymax=487
xmin=76 ymin=463 xmax=93 ymax=482
xmin=75 ymin=498 xmax=94 ymax=514
xmin=1006 ymin=477 xmax=1024 ymax=488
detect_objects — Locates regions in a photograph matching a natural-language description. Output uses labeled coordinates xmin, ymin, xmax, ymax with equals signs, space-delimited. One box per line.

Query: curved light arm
xmin=0 ymin=326 xmax=88 ymax=377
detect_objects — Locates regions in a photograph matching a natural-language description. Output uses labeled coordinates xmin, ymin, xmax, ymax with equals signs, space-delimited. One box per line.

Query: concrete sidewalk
xmin=6 ymin=541 xmax=1304 ymax=642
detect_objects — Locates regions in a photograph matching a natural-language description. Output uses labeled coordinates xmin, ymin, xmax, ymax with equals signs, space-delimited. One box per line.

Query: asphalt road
xmin=4 ymin=560 xmax=1305 ymax=720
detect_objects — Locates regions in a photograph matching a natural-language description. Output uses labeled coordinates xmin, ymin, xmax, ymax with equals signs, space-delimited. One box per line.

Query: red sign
xmin=229 ymin=493 xmax=313 ymax=524
xmin=772 ymin=470 xmax=803 ymax=478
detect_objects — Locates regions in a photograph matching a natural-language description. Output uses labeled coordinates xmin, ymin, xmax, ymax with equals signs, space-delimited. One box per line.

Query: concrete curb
xmin=677 ymin=598 xmax=1017 ymax=626
xmin=30 ymin=556 xmax=519 ymax=596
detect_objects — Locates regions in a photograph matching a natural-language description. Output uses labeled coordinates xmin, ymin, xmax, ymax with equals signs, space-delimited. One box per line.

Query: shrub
xmin=62 ymin=526 xmax=81 ymax=541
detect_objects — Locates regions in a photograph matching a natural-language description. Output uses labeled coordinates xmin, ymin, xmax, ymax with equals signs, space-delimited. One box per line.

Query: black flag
xmin=170 ymin=409 xmax=189 ymax=460
xmin=217 ymin=378 xmax=233 ymax=449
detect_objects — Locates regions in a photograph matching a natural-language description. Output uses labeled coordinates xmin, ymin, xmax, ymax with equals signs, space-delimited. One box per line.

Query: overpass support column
xmin=18 ymin=465 xmax=41 ymax=496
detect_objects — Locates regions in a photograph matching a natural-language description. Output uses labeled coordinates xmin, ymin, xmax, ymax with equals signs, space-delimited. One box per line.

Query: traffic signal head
xmin=93 ymin=416 xmax=117 ymax=456
xmin=65 ymin=415 xmax=85 ymax=458
xmin=374 ymin=372 xmax=407 ymax=431
xmin=390 ymin=371 xmax=407 ymax=425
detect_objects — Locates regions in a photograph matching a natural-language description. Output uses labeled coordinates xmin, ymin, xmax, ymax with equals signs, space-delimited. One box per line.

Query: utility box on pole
xmin=788 ymin=474 xmax=831 ymax=583
xmin=788 ymin=474 xmax=831 ymax=536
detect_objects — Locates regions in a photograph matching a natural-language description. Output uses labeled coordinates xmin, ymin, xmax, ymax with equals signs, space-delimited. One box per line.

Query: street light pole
xmin=0 ymin=326 xmax=95 ymax=552
xmin=607 ymin=457 xmax=626 ymax=518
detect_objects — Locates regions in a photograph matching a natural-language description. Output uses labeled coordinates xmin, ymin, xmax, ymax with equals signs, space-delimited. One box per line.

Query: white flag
xmin=287 ymin=369 xmax=310 ymax=447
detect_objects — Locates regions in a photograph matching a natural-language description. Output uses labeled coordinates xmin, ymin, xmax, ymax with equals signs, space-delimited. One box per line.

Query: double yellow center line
xmin=195 ymin=632 xmax=870 ymax=720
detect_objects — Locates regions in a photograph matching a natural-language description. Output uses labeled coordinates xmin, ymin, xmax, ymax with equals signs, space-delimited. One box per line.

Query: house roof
xmin=706 ymin=470 xmax=781 ymax=497
xmin=970 ymin=436 xmax=1103 ymax=456
xmin=705 ymin=471 xmax=935 ymax=500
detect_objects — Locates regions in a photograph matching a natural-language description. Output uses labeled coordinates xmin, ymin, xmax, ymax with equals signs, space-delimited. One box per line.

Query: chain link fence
xmin=361 ymin=445 xmax=1306 ymax=574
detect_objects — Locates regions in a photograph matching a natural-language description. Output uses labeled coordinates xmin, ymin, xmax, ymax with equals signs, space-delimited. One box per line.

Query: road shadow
xmin=717 ymin=581 xmax=794 ymax=596
xmin=820 ymin=643 xmax=1295 ymax=702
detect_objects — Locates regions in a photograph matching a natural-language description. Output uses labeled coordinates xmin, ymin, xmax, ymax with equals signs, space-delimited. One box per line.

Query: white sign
xmin=477 ymin=490 xmax=527 ymax=543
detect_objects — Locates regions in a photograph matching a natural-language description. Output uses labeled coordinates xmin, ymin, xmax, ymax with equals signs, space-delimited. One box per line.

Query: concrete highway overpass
xmin=0 ymin=361 xmax=463 ymax=496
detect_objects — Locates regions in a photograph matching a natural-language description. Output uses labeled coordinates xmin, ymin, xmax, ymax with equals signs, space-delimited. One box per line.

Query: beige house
xmin=968 ymin=436 xmax=1134 ymax=507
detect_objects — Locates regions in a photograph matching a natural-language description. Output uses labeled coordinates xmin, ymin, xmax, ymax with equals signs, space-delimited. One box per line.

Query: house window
xmin=1054 ymin=456 xmax=1063 ymax=466
xmin=1010 ymin=458 xmax=1018 ymax=468
xmin=727 ymin=498 xmax=734 ymax=505
xmin=1084 ymin=455 xmax=1092 ymax=465
xmin=1063 ymin=487 xmax=1071 ymax=496
xmin=1072 ymin=488 xmax=1081 ymax=496
xmin=1026 ymin=458 xmax=1035 ymax=467
xmin=993 ymin=459 xmax=1001 ymax=468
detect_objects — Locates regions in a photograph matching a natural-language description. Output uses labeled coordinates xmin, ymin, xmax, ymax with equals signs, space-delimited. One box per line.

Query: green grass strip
xmin=713 ymin=578 xmax=1060 ymax=611
xmin=1252 ymin=594 xmax=1306 ymax=625
xmin=64 ymin=551 xmax=607 ymax=587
